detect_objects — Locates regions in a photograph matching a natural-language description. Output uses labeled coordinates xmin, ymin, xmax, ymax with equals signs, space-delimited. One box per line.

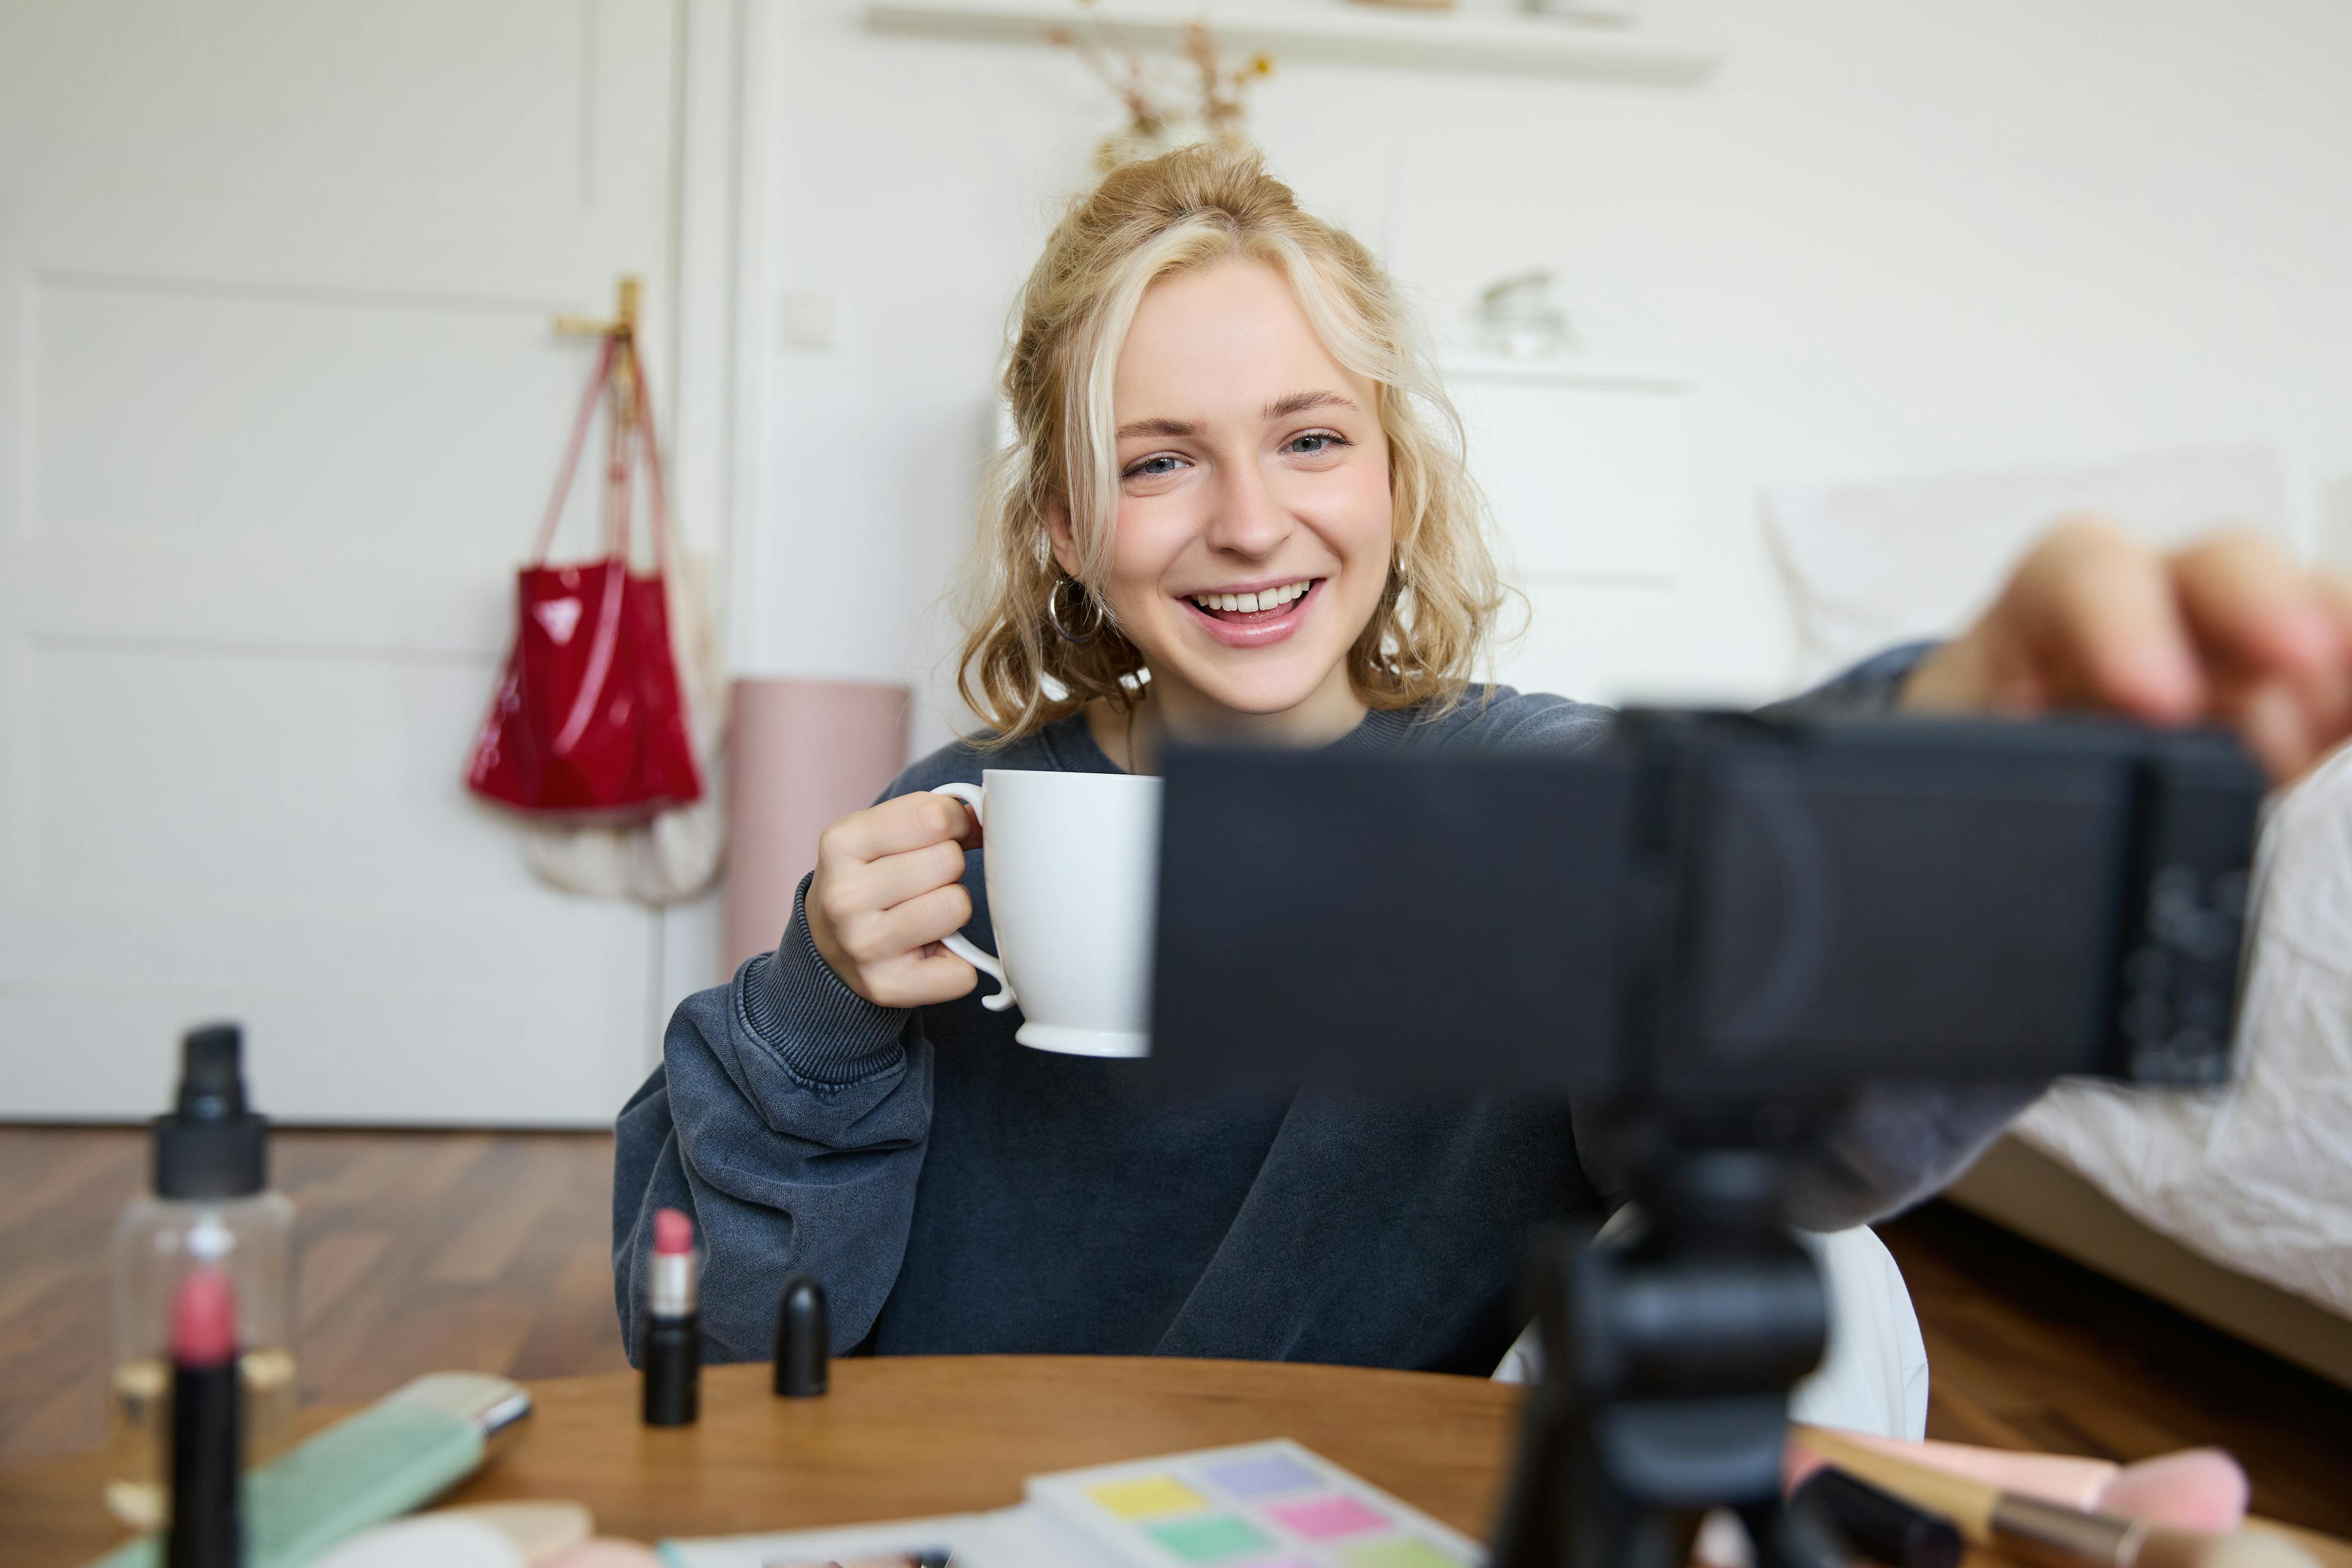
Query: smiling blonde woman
xmin=613 ymin=143 xmax=2352 ymax=1370
xmin=961 ymin=143 xmax=1501 ymax=745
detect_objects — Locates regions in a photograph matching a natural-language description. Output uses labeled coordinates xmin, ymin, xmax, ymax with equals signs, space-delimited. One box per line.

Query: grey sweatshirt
xmin=612 ymin=648 xmax=2037 ymax=1368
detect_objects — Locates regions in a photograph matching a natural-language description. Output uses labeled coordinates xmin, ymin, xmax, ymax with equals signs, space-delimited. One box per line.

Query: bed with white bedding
xmin=1765 ymin=451 xmax=2352 ymax=1387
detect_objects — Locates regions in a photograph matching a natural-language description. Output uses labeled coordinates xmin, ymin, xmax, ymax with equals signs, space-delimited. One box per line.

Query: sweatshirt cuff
xmin=1783 ymin=1078 xmax=2043 ymax=1231
xmin=1759 ymin=640 xmax=1937 ymax=722
xmin=737 ymin=872 xmax=908 ymax=1086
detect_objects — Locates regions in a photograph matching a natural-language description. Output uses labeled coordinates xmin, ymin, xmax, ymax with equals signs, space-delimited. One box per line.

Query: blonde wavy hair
xmin=956 ymin=141 xmax=1508 ymax=742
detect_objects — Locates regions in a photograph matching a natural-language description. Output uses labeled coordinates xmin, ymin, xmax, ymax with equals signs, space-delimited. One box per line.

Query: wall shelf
xmin=862 ymin=0 xmax=1721 ymax=85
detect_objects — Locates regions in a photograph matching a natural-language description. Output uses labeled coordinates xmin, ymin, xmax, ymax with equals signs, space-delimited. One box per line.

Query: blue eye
xmin=1288 ymin=431 xmax=1348 ymax=456
xmin=1124 ymin=454 xmax=1186 ymax=479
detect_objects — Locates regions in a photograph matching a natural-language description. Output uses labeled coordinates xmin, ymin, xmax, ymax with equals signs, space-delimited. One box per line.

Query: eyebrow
xmin=1115 ymin=416 xmax=1200 ymax=439
xmin=1115 ymin=391 xmax=1357 ymax=441
xmin=1264 ymin=390 xmax=1356 ymax=421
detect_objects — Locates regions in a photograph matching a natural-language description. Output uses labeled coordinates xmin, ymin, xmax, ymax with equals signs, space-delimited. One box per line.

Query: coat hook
xmin=552 ymin=276 xmax=644 ymax=429
xmin=552 ymin=275 xmax=641 ymax=341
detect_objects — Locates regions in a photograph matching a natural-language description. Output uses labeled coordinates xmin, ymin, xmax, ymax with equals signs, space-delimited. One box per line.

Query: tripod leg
xmin=1561 ymin=1450 xmax=1685 ymax=1568
xmin=1488 ymin=1382 xmax=1568 ymax=1568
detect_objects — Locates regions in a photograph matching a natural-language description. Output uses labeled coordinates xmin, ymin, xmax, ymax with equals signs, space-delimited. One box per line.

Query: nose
xmin=1203 ymin=454 xmax=1290 ymax=560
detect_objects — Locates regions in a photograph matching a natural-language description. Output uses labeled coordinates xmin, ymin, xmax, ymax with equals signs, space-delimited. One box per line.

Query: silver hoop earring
xmin=1045 ymin=577 xmax=1107 ymax=645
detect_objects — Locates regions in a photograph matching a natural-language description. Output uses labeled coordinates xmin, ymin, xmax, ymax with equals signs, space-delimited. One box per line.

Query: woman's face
xmin=1052 ymin=258 xmax=1393 ymax=734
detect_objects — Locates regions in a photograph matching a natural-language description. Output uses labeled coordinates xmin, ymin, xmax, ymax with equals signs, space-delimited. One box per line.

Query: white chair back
xmin=1491 ymin=1215 xmax=1929 ymax=1442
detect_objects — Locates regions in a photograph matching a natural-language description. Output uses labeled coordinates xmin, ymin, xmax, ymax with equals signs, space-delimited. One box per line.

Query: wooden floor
xmin=0 ymin=1128 xmax=627 ymax=1469
xmin=3 ymin=1128 xmax=2349 ymax=1535
xmin=1879 ymin=1200 xmax=2352 ymax=1534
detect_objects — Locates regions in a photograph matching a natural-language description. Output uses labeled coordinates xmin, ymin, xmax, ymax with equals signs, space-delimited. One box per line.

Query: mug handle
xmin=927 ymin=782 xmax=1015 ymax=1012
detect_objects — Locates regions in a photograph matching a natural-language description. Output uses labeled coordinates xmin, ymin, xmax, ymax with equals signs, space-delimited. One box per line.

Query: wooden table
xmin=0 ymin=1356 xmax=1518 ymax=1566
xmin=7 ymin=1356 xmax=2350 ymax=1568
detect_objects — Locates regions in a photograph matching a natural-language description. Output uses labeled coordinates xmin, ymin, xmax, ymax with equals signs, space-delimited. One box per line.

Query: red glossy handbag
xmin=466 ymin=334 xmax=703 ymax=818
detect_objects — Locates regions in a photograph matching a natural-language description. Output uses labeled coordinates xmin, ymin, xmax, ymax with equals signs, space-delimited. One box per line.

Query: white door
xmin=0 ymin=1 xmax=688 ymax=1123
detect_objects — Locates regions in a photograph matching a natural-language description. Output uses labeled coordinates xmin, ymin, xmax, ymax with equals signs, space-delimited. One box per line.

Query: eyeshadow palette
xmin=1025 ymin=1439 xmax=1483 ymax=1567
xmin=659 ymin=1439 xmax=1487 ymax=1568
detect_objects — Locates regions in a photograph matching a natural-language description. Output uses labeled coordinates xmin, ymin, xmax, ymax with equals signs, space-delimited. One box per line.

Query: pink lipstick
xmin=167 ymin=1267 xmax=240 ymax=1568
xmin=641 ymin=1207 xmax=701 ymax=1426
xmin=1180 ymin=577 xmax=1324 ymax=649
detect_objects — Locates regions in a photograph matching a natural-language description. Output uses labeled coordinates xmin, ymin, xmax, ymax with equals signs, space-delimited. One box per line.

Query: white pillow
xmin=1763 ymin=449 xmax=2285 ymax=688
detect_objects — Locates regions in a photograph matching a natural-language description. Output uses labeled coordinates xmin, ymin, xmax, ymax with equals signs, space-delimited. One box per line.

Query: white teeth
xmin=1191 ymin=580 xmax=1311 ymax=612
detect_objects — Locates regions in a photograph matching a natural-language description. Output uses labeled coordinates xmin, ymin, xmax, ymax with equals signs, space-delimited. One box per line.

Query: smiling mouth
xmin=1184 ymin=579 xmax=1317 ymax=624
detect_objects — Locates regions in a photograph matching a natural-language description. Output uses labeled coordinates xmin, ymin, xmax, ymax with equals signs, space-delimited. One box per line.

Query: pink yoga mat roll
xmin=725 ymin=677 xmax=911 ymax=970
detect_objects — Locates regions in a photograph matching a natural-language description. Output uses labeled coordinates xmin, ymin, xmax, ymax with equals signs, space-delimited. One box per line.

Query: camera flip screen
xmin=1148 ymin=714 xmax=2263 ymax=1104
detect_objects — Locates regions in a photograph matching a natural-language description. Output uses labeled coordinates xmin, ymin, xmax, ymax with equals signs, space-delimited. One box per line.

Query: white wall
xmin=0 ymin=0 xmax=704 ymax=1121
xmin=741 ymin=0 xmax=2352 ymax=750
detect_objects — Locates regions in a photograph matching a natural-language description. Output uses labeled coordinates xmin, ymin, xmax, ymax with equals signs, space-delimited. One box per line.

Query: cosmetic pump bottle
xmin=108 ymin=1022 xmax=298 ymax=1529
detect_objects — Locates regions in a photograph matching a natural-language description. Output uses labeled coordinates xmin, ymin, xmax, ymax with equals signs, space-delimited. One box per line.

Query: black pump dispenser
xmin=153 ymin=1023 xmax=268 ymax=1200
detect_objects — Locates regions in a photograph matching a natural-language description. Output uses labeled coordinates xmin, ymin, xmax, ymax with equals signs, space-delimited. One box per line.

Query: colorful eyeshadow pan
xmin=1090 ymin=1476 xmax=1210 ymax=1519
xmin=1027 ymin=1439 xmax=1483 ymax=1568
xmin=1265 ymin=1495 xmax=1389 ymax=1540
xmin=1335 ymin=1538 xmax=1465 ymax=1568
xmin=1200 ymin=1452 xmax=1322 ymax=1499
xmin=1146 ymin=1513 xmax=1276 ymax=1562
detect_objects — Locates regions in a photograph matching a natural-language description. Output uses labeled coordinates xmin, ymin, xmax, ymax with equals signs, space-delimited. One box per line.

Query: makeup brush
xmin=1793 ymin=1426 xmax=2317 ymax=1568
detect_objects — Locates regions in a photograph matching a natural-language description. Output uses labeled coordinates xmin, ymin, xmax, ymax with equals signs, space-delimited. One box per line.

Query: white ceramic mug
xmin=928 ymin=769 xmax=1161 ymax=1058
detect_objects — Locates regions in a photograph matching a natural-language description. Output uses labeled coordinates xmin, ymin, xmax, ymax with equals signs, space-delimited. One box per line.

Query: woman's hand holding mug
xmin=807 ymin=770 xmax=1161 ymax=1054
xmin=805 ymin=793 xmax=984 ymax=1008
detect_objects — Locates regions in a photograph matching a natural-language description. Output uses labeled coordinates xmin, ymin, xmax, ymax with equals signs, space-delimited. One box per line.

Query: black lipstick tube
xmin=1793 ymin=1465 xmax=1964 ymax=1568
xmin=642 ymin=1246 xmax=701 ymax=1426
xmin=167 ymin=1335 xmax=241 ymax=1567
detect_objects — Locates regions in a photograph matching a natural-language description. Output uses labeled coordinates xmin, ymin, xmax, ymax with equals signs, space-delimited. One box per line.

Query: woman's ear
xmin=1045 ymin=500 xmax=1085 ymax=580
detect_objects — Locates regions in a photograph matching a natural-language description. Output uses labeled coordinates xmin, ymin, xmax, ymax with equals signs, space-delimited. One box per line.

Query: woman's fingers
xmin=842 ymin=881 xmax=973 ymax=968
xmin=2169 ymin=533 xmax=2352 ymax=778
xmin=2319 ymin=570 xmax=2352 ymax=650
xmin=853 ymin=934 xmax=979 ymax=1009
xmin=1903 ymin=518 xmax=2352 ymax=783
xmin=2171 ymin=529 xmax=2341 ymax=680
xmin=845 ymin=932 xmax=985 ymax=1012
xmin=2297 ymin=569 xmax=2352 ymax=750
xmin=823 ymin=792 xmax=980 ymax=864
xmin=2016 ymin=518 xmax=2204 ymax=722
xmin=853 ymin=837 xmax=973 ymax=914
xmin=2235 ymin=680 xmax=2320 ymax=781
xmin=2020 ymin=523 xmax=2352 ymax=779
xmin=873 ymin=946 xmax=984 ymax=1008
xmin=842 ymin=883 xmax=979 ymax=1006
xmin=808 ymin=793 xmax=986 ymax=1005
